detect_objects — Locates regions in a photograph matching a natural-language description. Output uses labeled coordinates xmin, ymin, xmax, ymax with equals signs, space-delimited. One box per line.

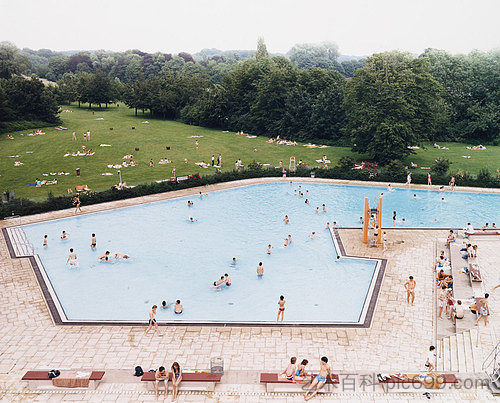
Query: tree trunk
xmin=99 ymin=103 xmax=101 ymax=109
xmin=78 ymin=100 xmax=81 ymax=108
xmin=150 ymin=109 xmax=152 ymax=117
xmin=89 ymin=102 xmax=91 ymax=109
xmin=135 ymin=107 xmax=137 ymax=116
xmin=105 ymin=103 xmax=108 ymax=108
xmin=142 ymin=109 xmax=145 ymax=114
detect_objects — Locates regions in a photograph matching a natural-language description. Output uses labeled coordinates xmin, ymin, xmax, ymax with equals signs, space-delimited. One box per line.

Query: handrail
xmin=482 ymin=340 xmax=500 ymax=383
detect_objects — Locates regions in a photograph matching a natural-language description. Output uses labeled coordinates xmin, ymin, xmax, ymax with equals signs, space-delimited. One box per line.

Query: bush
xmin=383 ymin=160 xmax=407 ymax=182
xmin=431 ymin=158 xmax=451 ymax=175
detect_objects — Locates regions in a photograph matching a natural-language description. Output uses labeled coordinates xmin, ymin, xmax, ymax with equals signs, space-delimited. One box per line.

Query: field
xmin=1 ymin=104 xmax=499 ymax=201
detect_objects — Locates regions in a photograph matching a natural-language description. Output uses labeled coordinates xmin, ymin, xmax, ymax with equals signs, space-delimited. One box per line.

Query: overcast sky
xmin=1 ymin=0 xmax=499 ymax=56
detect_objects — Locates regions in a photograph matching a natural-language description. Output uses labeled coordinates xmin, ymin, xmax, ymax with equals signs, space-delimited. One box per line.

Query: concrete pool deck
xmin=1 ymin=178 xmax=499 ymax=401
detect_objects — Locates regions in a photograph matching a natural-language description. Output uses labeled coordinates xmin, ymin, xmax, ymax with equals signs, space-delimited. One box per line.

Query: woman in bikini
xmin=294 ymin=359 xmax=309 ymax=383
xmin=277 ymin=295 xmax=285 ymax=323
xmin=171 ymin=362 xmax=182 ymax=402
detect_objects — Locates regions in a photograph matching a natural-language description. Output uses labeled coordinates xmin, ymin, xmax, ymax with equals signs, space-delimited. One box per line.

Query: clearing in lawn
xmin=1 ymin=105 xmax=499 ymax=201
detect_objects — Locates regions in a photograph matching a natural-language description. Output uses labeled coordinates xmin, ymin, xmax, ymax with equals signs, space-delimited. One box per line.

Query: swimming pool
xmin=18 ymin=182 xmax=499 ymax=325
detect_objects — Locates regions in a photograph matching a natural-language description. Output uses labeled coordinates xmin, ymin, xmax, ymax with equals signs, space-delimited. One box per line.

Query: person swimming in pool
xmin=174 ymin=300 xmax=183 ymax=314
xmin=115 ymin=253 xmax=130 ymax=260
xmin=61 ymin=231 xmax=70 ymax=240
xmin=98 ymin=251 xmax=112 ymax=261
xmin=322 ymin=204 xmax=326 ymax=212
xmin=214 ymin=276 xmax=225 ymax=289
xmin=231 ymin=257 xmax=237 ymax=266
xmin=257 ymin=262 xmax=264 ymax=276
xmin=284 ymin=215 xmax=289 ymax=224
xmin=310 ymin=232 xmax=318 ymax=239
xmin=284 ymin=237 xmax=289 ymax=247
xmin=189 ymin=217 xmax=197 ymax=222
xmin=90 ymin=233 xmax=97 ymax=249
xmin=224 ymin=273 xmax=231 ymax=286
xmin=266 ymin=244 xmax=273 ymax=254
xmin=66 ymin=248 xmax=78 ymax=267
xmin=315 ymin=207 xmax=319 ymax=213
xmin=305 ymin=199 xmax=310 ymax=204
xmin=413 ymin=194 xmax=417 ymax=199
xmin=326 ymin=222 xmax=330 ymax=229
xmin=288 ymin=234 xmax=292 ymax=244
xmin=304 ymin=357 xmax=333 ymax=400
xmin=43 ymin=235 xmax=48 ymax=248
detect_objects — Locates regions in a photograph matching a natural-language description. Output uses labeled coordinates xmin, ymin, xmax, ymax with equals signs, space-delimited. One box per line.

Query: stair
xmin=437 ymin=329 xmax=485 ymax=373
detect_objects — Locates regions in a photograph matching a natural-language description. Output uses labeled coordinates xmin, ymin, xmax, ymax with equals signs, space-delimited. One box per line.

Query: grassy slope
xmin=1 ymin=105 xmax=499 ymax=201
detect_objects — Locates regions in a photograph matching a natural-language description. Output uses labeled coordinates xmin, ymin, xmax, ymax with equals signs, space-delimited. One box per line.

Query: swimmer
xmin=161 ymin=300 xmax=172 ymax=309
xmin=214 ymin=276 xmax=225 ymax=289
xmin=231 ymin=257 xmax=237 ymax=266
xmin=359 ymin=217 xmax=364 ymax=224
xmin=439 ymin=186 xmax=445 ymax=192
xmin=224 ymin=273 xmax=231 ymax=286
xmin=441 ymin=197 xmax=445 ymax=202
xmin=294 ymin=190 xmax=297 ymax=195
xmin=402 ymin=218 xmax=406 ymax=225
xmin=305 ymin=199 xmax=310 ymax=204
xmin=66 ymin=248 xmax=78 ymax=267
xmin=288 ymin=234 xmax=292 ymax=244
xmin=387 ymin=184 xmax=393 ymax=191
xmin=266 ymin=244 xmax=273 ymax=254
xmin=189 ymin=217 xmax=197 ymax=222
xmin=199 ymin=192 xmax=203 ymax=199
xmin=333 ymin=221 xmax=339 ymax=227
xmin=61 ymin=231 xmax=70 ymax=240
xmin=43 ymin=235 xmax=48 ymax=248
xmin=305 ymin=190 xmax=309 ymax=195
xmin=326 ymin=222 xmax=330 ymax=229
xmin=90 ymin=233 xmax=96 ymax=249
xmin=174 ymin=300 xmax=183 ymax=314
xmin=322 ymin=204 xmax=326 ymax=212
xmin=257 ymin=262 xmax=264 ymax=276
xmin=284 ymin=215 xmax=289 ymax=224
xmin=413 ymin=194 xmax=417 ymax=199
xmin=115 ymin=253 xmax=131 ymax=260
xmin=310 ymin=232 xmax=317 ymax=239
xmin=98 ymin=251 xmax=112 ymax=261
xmin=315 ymin=207 xmax=319 ymax=213
xmin=289 ymin=181 xmax=293 ymax=186
xmin=336 ymin=255 xmax=340 ymax=261
xmin=284 ymin=237 xmax=289 ymax=247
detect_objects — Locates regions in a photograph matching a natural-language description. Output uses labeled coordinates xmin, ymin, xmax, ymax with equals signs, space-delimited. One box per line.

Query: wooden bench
xmin=466 ymin=231 xmax=500 ymax=236
xmin=141 ymin=371 xmax=221 ymax=392
xmin=379 ymin=373 xmax=458 ymax=392
xmin=260 ymin=372 xmax=339 ymax=393
xmin=22 ymin=370 xmax=105 ymax=390
xmin=469 ymin=263 xmax=482 ymax=282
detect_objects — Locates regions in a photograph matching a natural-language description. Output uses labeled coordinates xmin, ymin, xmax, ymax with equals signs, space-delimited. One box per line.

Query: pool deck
xmin=1 ymin=178 xmax=499 ymax=401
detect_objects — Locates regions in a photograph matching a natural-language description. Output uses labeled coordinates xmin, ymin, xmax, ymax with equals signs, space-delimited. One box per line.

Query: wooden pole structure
xmin=363 ymin=197 xmax=369 ymax=244
xmin=377 ymin=196 xmax=383 ymax=244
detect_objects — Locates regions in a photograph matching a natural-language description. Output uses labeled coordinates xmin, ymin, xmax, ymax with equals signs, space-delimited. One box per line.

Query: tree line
xmin=1 ymin=40 xmax=498 ymax=163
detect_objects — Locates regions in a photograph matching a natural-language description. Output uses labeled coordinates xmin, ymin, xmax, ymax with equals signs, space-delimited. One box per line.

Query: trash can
xmin=2 ymin=191 xmax=8 ymax=203
xmin=311 ymin=171 xmax=315 ymax=178
xmin=76 ymin=168 xmax=80 ymax=177
xmin=210 ymin=357 xmax=223 ymax=374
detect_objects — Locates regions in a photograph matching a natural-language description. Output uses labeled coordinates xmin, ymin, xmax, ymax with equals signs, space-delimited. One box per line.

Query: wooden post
xmin=363 ymin=197 xmax=370 ymax=243
xmin=377 ymin=196 xmax=383 ymax=244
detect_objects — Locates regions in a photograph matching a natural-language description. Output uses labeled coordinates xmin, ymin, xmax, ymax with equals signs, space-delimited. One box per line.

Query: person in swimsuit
xmin=284 ymin=215 xmax=289 ymax=224
xmin=114 ymin=253 xmax=130 ymax=260
xmin=392 ymin=211 xmax=397 ymax=227
xmin=214 ymin=276 xmax=225 ymax=289
xmin=326 ymin=222 xmax=330 ymax=229
xmin=310 ymin=232 xmax=317 ymax=239
xmin=294 ymin=359 xmax=309 ymax=383
xmin=161 ymin=300 xmax=172 ymax=309
xmin=266 ymin=244 xmax=272 ymax=254
xmin=74 ymin=195 xmax=82 ymax=214
xmin=43 ymin=235 xmax=48 ymax=248
xmin=154 ymin=366 xmax=168 ymax=398
xmin=257 ymin=262 xmax=264 ymax=276
xmin=451 ymin=300 xmax=464 ymax=324
xmin=98 ymin=251 xmax=111 ymax=262
xmin=284 ymin=237 xmax=289 ymax=247
xmin=231 ymin=257 xmax=237 ymax=266
xmin=322 ymin=204 xmax=326 ymax=212
xmin=304 ymin=356 xmax=333 ymax=400
xmin=66 ymin=248 xmax=78 ymax=267
xmin=475 ymin=294 xmax=490 ymax=326
xmin=427 ymin=173 xmax=432 ymax=185
xmin=90 ymin=233 xmax=96 ymax=249
xmin=315 ymin=207 xmax=319 ymax=213
xmin=288 ymin=235 xmax=292 ymax=244
xmin=171 ymin=362 xmax=182 ymax=401
xmin=174 ymin=300 xmax=183 ymax=314
xmin=281 ymin=357 xmax=296 ymax=381
xmin=61 ymin=231 xmax=70 ymax=240
xmin=404 ymin=276 xmax=416 ymax=306
xmin=146 ymin=305 xmax=160 ymax=335
xmin=277 ymin=295 xmax=285 ymax=323
xmin=224 ymin=273 xmax=231 ymax=286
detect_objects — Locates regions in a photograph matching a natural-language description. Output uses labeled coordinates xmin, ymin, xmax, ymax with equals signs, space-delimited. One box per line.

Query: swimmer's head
xmin=162 ymin=301 xmax=166 ymax=306
xmin=259 ymin=262 xmax=262 ymax=266
xmin=44 ymin=235 xmax=47 ymax=238
xmin=280 ymin=295 xmax=284 ymax=301
xmin=321 ymin=356 xmax=328 ymax=363
xmin=70 ymin=248 xmax=73 ymax=252
xmin=224 ymin=273 xmax=228 ymax=277
xmin=92 ymin=233 xmax=95 ymax=237
xmin=152 ymin=305 xmax=157 ymax=309
xmin=176 ymin=300 xmax=180 ymax=304
xmin=105 ymin=251 xmax=110 ymax=255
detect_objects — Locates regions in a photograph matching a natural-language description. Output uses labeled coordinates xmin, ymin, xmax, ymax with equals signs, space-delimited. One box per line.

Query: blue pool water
xmin=21 ymin=182 xmax=499 ymax=323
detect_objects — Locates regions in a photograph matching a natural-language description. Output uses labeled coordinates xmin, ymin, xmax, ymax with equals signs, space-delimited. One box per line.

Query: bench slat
xmin=260 ymin=373 xmax=339 ymax=384
xmin=22 ymin=371 xmax=105 ymax=381
xmin=380 ymin=374 xmax=458 ymax=384
xmin=141 ymin=372 xmax=221 ymax=382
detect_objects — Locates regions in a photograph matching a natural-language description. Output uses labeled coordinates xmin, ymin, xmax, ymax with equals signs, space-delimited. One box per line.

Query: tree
xmin=256 ymin=37 xmax=269 ymax=60
xmin=344 ymin=51 xmax=445 ymax=164
xmin=0 ymin=42 xmax=29 ymax=79
xmin=288 ymin=41 xmax=342 ymax=72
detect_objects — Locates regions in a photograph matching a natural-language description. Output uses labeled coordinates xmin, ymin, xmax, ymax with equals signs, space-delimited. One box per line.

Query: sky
xmin=1 ymin=0 xmax=499 ymax=56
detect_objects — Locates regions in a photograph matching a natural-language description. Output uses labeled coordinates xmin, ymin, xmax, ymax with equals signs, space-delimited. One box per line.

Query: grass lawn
xmin=1 ymin=104 xmax=499 ymax=201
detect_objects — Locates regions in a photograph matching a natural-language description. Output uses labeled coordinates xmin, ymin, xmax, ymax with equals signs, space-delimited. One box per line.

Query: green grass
xmin=0 ymin=105 xmax=355 ymax=200
xmin=1 ymin=105 xmax=499 ymax=201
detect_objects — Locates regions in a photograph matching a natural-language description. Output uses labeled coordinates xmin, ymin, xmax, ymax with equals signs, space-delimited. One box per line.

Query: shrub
xmin=431 ymin=158 xmax=451 ymax=175
xmin=383 ymin=160 xmax=407 ymax=182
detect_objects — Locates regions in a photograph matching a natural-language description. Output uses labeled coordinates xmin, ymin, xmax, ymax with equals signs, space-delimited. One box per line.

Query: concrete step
xmin=463 ymin=330 xmax=474 ymax=373
xmin=443 ymin=336 xmax=451 ymax=371
xmin=470 ymin=328 xmax=483 ymax=373
xmin=456 ymin=332 xmax=465 ymax=373
xmin=450 ymin=334 xmax=458 ymax=372
xmin=437 ymin=339 xmax=444 ymax=371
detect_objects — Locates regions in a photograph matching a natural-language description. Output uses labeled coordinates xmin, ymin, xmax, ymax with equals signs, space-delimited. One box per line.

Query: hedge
xmin=1 ymin=165 xmax=498 ymax=218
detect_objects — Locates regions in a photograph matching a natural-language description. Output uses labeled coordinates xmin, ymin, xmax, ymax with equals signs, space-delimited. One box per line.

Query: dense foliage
xmin=1 ymin=40 xmax=499 ymax=164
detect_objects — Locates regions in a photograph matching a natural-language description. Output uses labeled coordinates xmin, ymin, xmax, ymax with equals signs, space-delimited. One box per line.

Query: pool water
xmin=21 ymin=182 xmax=499 ymax=323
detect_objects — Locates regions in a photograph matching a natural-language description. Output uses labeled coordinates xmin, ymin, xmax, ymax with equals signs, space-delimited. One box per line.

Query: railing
xmin=483 ymin=339 xmax=500 ymax=384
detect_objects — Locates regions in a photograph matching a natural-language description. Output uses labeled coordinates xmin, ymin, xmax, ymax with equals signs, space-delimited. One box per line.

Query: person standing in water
xmin=43 ymin=235 xmax=48 ymax=248
xmin=277 ymin=295 xmax=286 ymax=323
xmin=66 ymin=248 xmax=78 ymax=267
xmin=90 ymin=233 xmax=96 ymax=249
xmin=257 ymin=262 xmax=264 ymax=276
